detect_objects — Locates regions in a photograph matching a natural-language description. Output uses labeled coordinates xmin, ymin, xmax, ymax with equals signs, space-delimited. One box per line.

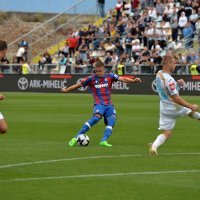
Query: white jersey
xmin=156 ymin=70 xmax=191 ymax=130
xmin=156 ymin=70 xmax=183 ymax=113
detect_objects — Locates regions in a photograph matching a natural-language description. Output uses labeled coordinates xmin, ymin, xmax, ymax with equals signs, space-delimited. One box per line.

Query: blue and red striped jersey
xmin=80 ymin=73 xmax=119 ymax=105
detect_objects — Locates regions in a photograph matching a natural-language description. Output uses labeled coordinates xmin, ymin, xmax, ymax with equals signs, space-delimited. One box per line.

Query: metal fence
xmin=0 ymin=63 xmax=194 ymax=75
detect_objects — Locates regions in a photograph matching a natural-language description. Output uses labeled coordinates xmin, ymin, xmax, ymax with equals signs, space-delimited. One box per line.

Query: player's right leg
xmin=149 ymin=130 xmax=171 ymax=156
xmin=68 ymin=114 xmax=101 ymax=147
xmin=149 ymin=112 xmax=174 ymax=155
xmin=0 ymin=114 xmax=8 ymax=134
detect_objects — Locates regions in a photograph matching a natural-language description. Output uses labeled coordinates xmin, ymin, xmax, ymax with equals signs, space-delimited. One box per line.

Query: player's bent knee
xmin=94 ymin=114 xmax=102 ymax=120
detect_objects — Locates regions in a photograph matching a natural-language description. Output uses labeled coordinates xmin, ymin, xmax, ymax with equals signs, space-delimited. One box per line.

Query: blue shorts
xmin=93 ymin=104 xmax=116 ymax=119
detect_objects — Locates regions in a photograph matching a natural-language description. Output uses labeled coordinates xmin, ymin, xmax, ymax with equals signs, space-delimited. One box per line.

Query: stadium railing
xmin=0 ymin=63 xmax=193 ymax=75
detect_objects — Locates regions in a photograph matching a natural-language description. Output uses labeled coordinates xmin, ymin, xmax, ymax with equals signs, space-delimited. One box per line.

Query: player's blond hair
xmin=162 ymin=55 xmax=174 ymax=66
xmin=94 ymin=61 xmax=104 ymax=68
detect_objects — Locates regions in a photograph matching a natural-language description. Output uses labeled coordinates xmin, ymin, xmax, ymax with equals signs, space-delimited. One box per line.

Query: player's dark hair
xmin=94 ymin=61 xmax=104 ymax=68
xmin=0 ymin=40 xmax=7 ymax=51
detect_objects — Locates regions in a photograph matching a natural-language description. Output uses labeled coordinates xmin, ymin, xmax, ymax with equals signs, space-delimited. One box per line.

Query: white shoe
xmin=149 ymin=143 xmax=158 ymax=156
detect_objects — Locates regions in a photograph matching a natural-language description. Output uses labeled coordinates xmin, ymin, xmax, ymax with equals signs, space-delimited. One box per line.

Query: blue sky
xmin=0 ymin=0 xmax=116 ymax=14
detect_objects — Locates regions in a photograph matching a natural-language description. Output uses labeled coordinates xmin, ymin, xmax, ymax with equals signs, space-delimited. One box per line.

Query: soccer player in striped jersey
xmin=149 ymin=55 xmax=200 ymax=155
xmin=0 ymin=40 xmax=8 ymax=134
xmin=61 ymin=61 xmax=141 ymax=147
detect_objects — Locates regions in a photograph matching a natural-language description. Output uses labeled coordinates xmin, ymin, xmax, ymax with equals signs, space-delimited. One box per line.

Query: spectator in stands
xmin=115 ymin=0 xmax=123 ymax=20
xmin=0 ymin=57 xmax=10 ymax=74
xmin=98 ymin=0 xmax=105 ymax=18
xmin=22 ymin=59 xmax=31 ymax=74
xmin=178 ymin=11 xmax=188 ymax=34
xmin=139 ymin=53 xmax=152 ymax=74
xmin=171 ymin=18 xmax=179 ymax=42
xmin=189 ymin=9 xmax=198 ymax=31
xmin=104 ymin=40 xmax=116 ymax=55
xmin=116 ymin=59 xmax=125 ymax=75
xmin=163 ymin=4 xmax=173 ymax=22
xmin=68 ymin=33 xmax=78 ymax=58
xmin=92 ymin=27 xmax=103 ymax=50
xmin=148 ymin=6 xmax=157 ymax=21
xmin=159 ymin=27 xmax=167 ymax=49
xmin=115 ymin=40 xmax=124 ymax=57
xmin=123 ymin=0 xmax=132 ymax=16
xmin=146 ymin=23 xmax=159 ymax=49
xmin=16 ymin=46 xmax=26 ymax=63
xmin=182 ymin=21 xmax=194 ymax=49
xmin=131 ymin=0 xmax=140 ymax=11
xmin=12 ymin=57 xmax=20 ymax=74
xmin=19 ymin=38 xmax=28 ymax=48
xmin=19 ymin=38 xmax=28 ymax=61
xmin=132 ymin=39 xmax=141 ymax=60
xmin=184 ymin=0 xmax=193 ymax=18
xmin=151 ymin=40 xmax=162 ymax=53
xmin=155 ymin=0 xmax=165 ymax=16
xmin=74 ymin=54 xmax=86 ymax=74
xmin=124 ymin=32 xmax=133 ymax=58
xmin=78 ymin=39 xmax=88 ymax=61
xmin=38 ymin=51 xmax=52 ymax=73
xmin=56 ymin=53 xmax=68 ymax=74
xmin=58 ymin=42 xmax=69 ymax=58
xmin=59 ymin=52 xmax=67 ymax=66
xmin=190 ymin=62 xmax=199 ymax=75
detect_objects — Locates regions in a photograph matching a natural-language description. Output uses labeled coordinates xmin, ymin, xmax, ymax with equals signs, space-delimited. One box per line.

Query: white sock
xmin=153 ymin=134 xmax=166 ymax=149
xmin=190 ymin=112 xmax=200 ymax=120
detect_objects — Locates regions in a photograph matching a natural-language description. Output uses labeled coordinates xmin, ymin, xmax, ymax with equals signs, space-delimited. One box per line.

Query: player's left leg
xmin=100 ymin=105 xmax=116 ymax=147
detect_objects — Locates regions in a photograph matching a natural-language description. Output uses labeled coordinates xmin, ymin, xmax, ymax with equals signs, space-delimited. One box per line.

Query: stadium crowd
xmin=0 ymin=0 xmax=200 ymax=75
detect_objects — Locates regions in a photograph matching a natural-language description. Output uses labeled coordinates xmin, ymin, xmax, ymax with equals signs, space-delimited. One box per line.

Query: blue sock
xmin=101 ymin=126 xmax=113 ymax=142
xmin=75 ymin=116 xmax=101 ymax=138
xmin=101 ymin=115 xmax=116 ymax=142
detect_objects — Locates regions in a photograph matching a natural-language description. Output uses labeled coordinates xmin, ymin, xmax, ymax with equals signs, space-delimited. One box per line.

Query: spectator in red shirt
xmin=68 ymin=34 xmax=78 ymax=58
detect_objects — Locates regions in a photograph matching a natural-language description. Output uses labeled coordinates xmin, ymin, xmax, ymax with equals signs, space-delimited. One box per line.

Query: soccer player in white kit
xmin=0 ymin=40 xmax=8 ymax=134
xmin=149 ymin=55 xmax=200 ymax=155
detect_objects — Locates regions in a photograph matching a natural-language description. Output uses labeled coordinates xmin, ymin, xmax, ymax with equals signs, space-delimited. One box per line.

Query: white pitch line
xmin=0 ymin=170 xmax=200 ymax=183
xmin=0 ymin=152 xmax=200 ymax=169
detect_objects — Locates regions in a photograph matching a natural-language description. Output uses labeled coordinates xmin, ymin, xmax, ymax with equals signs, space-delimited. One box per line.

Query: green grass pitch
xmin=0 ymin=93 xmax=199 ymax=200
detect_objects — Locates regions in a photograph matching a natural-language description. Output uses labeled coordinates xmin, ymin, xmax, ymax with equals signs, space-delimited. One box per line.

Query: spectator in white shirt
xmin=16 ymin=46 xmax=25 ymax=63
xmin=148 ymin=7 xmax=157 ymax=21
xmin=178 ymin=12 xmax=188 ymax=31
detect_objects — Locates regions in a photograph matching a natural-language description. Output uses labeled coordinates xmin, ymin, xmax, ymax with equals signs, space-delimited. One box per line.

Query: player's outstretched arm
xmin=171 ymin=94 xmax=198 ymax=112
xmin=0 ymin=93 xmax=5 ymax=101
xmin=61 ymin=83 xmax=82 ymax=93
xmin=118 ymin=77 xmax=142 ymax=83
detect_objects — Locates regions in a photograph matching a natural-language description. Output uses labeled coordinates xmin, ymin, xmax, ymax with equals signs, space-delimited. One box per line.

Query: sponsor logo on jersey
xmin=95 ymin=83 xmax=108 ymax=89
xmin=169 ymin=82 xmax=175 ymax=90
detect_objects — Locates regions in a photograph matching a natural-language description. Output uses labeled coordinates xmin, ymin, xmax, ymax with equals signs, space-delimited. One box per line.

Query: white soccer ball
xmin=77 ymin=134 xmax=89 ymax=146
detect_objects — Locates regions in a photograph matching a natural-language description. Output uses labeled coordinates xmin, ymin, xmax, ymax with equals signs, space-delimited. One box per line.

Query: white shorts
xmin=0 ymin=112 xmax=4 ymax=120
xmin=159 ymin=107 xmax=192 ymax=130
